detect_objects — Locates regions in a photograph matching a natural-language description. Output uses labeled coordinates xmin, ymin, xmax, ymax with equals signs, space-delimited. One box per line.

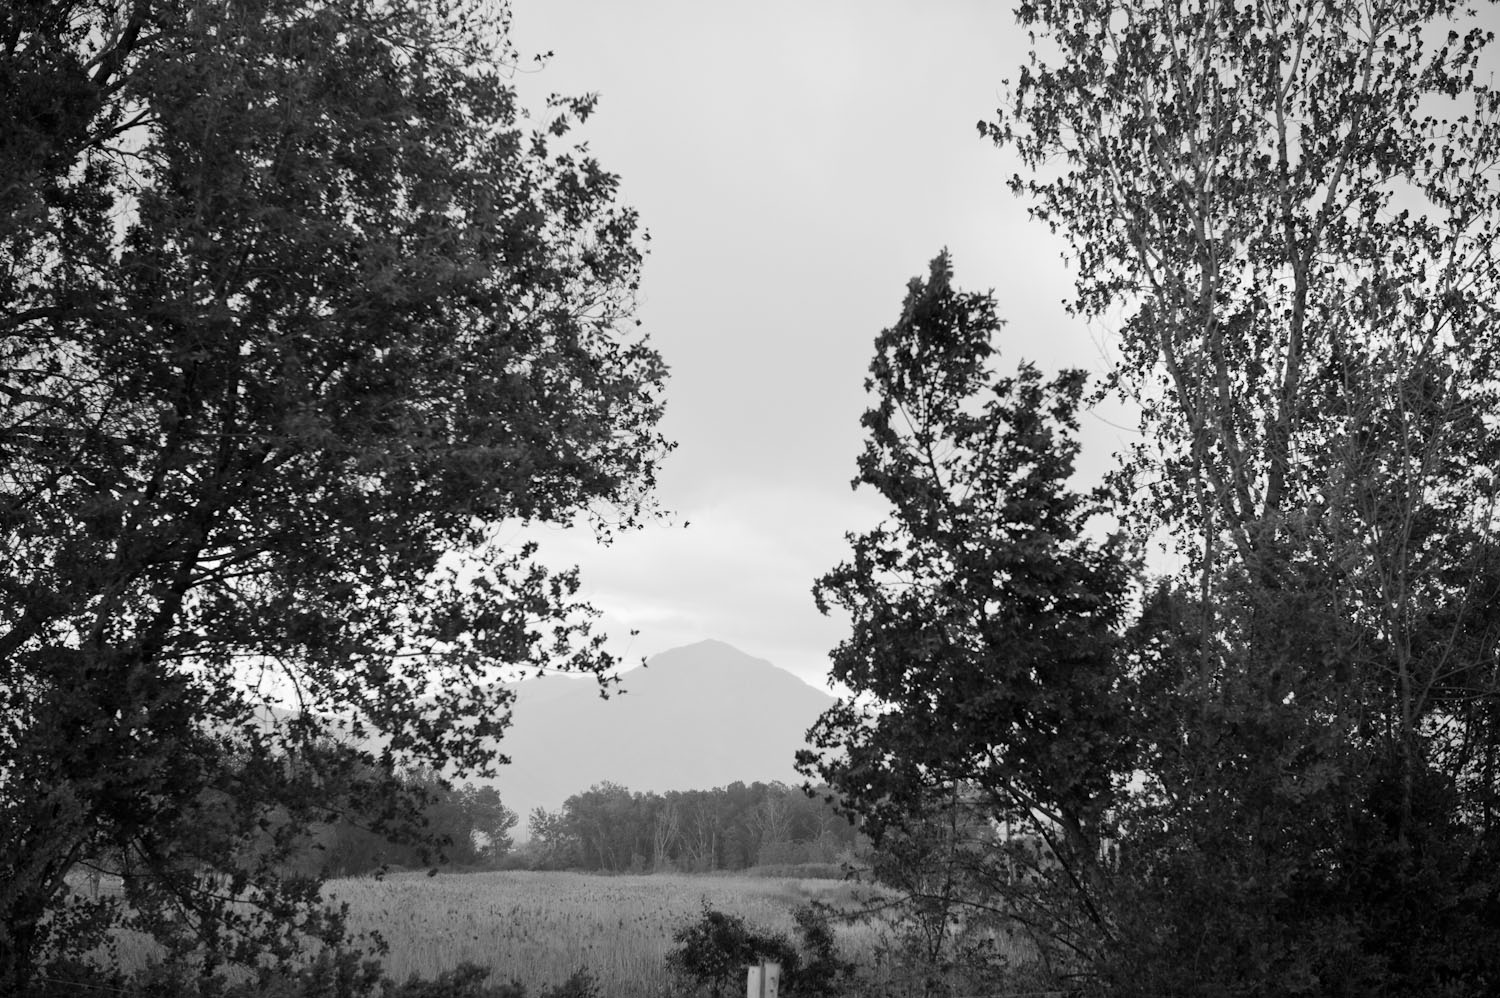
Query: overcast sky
xmin=505 ymin=1 xmax=1137 ymax=690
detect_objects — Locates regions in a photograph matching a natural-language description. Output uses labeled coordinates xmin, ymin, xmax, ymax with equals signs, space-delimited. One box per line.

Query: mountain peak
xmin=622 ymin=640 xmax=822 ymax=699
xmin=485 ymin=640 xmax=836 ymax=826
xmin=643 ymin=638 xmax=773 ymax=671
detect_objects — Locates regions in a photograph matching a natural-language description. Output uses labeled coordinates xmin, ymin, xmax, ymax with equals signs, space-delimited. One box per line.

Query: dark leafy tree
xmin=562 ymin=782 xmax=650 ymax=872
xmin=523 ymin=807 xmax=582 ymax=871
xmin=666 ymin=903 xmax=797 ymax=998
xmin=814 ymin=0 xmax=1500 ymax=985
xmin=461 ymin=785 xmax=520 ymax=863
xmin=0 ymin=0 xmax=667 ymax=990
xmin=666 ymin=902 xmax=853 ymax=998
xmin=799 ymin=254 xmax=1137 ymax=980
xmin=986 ymin=0 xmax=1500 ymax=993
xmin=315 ymin=775 xmax=520 ymax=875
xmin=785 ymin=904 xmax=856 ymax=998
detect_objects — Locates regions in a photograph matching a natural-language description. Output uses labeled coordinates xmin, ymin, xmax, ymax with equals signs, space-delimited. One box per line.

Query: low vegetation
xmin=64 ymin=868 xmax=1041 ymax=998
xmin=327 ymin=871 xmax=829 ymax=994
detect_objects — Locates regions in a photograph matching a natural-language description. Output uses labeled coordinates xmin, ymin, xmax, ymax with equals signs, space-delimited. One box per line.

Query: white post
xmin=746 ymin=961 xmax=780 ymax=998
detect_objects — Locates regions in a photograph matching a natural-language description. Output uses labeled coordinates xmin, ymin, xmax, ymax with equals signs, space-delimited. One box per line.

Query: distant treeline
xmin=517 ymin=780 xmax=864 ymax=874
xmin=300 ymin=767 xmax=521 ymax=878
xmin=305 ymin=775 xmax=863 ymax=877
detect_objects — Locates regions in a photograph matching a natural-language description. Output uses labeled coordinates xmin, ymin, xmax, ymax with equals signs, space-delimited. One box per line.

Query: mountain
xmin=479 ymin=639 xmax=836 ymax=830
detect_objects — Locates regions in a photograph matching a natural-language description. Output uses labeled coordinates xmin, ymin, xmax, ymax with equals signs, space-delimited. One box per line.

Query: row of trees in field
xmin=303 ymin=777 xmax=860 ymax=878
xmin=306 ymin=772 xmax=520 ymax=877
xmin=519 ymin=781 xmax=863 ymax=874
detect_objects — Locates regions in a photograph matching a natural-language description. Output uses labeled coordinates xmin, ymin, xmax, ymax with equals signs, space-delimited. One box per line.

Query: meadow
xmin=87 ymin=867 xmax=1043 ymax=996
xmin=324 ymin=870 xmax=881 ymax=997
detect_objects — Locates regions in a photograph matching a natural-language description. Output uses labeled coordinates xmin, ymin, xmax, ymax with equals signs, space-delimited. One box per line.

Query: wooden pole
xmin=746 ymin=961 xmax=780 ymax=998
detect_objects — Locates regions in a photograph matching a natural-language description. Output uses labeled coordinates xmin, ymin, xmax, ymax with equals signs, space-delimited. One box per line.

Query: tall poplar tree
xmin=985 ymin=1 xmax=1500 ymax=992
xmin=813 ymin=3 xmax=1500 ymax=995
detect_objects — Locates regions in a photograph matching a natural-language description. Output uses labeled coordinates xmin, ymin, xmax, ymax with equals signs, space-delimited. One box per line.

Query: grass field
xmin=324 ymin=870 xmax=880 ymax=997
xmin=90 ymin=868 xmax=1037 ymax=996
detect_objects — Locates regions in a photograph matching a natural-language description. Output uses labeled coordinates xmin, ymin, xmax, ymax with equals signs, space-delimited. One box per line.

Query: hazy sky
xmin=506 ymin=1 xmax=1136 ymax=689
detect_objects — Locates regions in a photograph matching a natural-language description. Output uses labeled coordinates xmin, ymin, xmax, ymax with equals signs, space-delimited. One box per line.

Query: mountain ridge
xmin=482 ymin=639 xmax=835 ymax=828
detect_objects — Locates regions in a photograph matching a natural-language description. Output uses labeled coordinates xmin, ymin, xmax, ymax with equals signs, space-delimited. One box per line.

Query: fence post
xmin=746 ymin=961 xmax=780 ymax=998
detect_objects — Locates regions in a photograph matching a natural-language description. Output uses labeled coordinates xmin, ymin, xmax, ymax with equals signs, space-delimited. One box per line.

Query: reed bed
xmin=325 ymin=870 xmax=879 ymax=997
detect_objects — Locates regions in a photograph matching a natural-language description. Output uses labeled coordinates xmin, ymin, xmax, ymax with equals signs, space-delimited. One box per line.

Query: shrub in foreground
xmin=26 ymin=954 xmax=597 ymax=998
xmin=667 ymin=902 xmax=855 ymax=998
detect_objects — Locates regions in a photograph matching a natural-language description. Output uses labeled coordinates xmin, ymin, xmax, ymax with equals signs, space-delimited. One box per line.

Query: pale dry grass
xmin=87 ymin=869 xmax=1040 ymax=996
xmin=325 ymin=870 xmax=879 ymax=997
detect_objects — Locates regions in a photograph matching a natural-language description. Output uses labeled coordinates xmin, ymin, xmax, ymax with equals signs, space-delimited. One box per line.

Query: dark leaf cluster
xmin=0 ymin=0 xmax=667 ymax=990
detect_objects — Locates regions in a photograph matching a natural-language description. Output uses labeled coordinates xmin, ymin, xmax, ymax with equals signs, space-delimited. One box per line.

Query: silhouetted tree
xmin=0 ymin=0 xmax=666 ymax=989
xmin=809 ymin=3 xmax=1500 ymax=995
xmin=800 ymin=254 xmax=1135 ymax=980
xmin=988 ymin=1 xmax=1500 ymax=992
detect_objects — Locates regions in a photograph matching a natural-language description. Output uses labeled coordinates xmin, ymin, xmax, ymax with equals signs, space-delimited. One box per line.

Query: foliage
xmin=666 ymin=900 xmax=860 ymax=998
xmin=666 ymin=903 xmax=798 ymax=998
xmin=522 ymin=806 xmax=585 ymax=871
xmin=786 ymin=905 xmax=857 ymax=998
xmin=856 ymin=788 xmax=1029 ymax=998
xmin=810 ymin=2 xmax=1500 ymax=997
xmin=32 ymin=947 xmax=386 ymax=998
xmin=28 ymin=952 xmax=597 ymax=998
xmin=519 ymin=781 xmax=861 ymax=874
xmin=800 ymin=253 xmax=1134 ymax=983
xmin=386 ymin=964 xmax=513 ymax=998
xmin=534 ymin=969 xmax=601 ymax=998
xmin=987 ymin=0 xmax=1500 ymax=993
xmin=0 ymin=0 xmax=667 ymax=990
xmin=313 ymin=775 xmax=521 ymax=877
xmin=386 ymin=963 xmax=602 ymax=998
xmin=461 ymin=786 xmax=523 ymax=864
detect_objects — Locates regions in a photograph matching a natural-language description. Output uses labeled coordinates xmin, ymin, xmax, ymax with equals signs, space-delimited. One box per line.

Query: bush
xmin=368 ymin=962 xmax=596 ymax=998
xmin=787 ymin=905 xmax=855 ymax=998
xmin=666 ymin=902 xmax=858 ymax=998
xmin=536 ymin=969 xmax=599 ymax=998
xmin=24 ymin=956 xmax=594 ymax=998
xmin=667 ymin=903 xmax=799 ymax=998
xmin=387 ymin=963 xmax=520 ymax=998
xmin=26 ymin=959 xmax=133 ymax=998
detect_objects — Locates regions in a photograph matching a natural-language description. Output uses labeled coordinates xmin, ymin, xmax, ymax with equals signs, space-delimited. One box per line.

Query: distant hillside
xmin=477 ymin=639 xmax=836 ymax=830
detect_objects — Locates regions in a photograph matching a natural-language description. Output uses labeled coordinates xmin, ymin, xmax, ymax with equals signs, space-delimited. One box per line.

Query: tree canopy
xmin=0 ymin=0 xmax=668 ymax=990
xmin=801 ymin=254 xmax=1137 ymax=974
xmin=807 ymin=2 xmax=1500 ymax=994
xmin=520 ymin=780 xmax=861 ymax=874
